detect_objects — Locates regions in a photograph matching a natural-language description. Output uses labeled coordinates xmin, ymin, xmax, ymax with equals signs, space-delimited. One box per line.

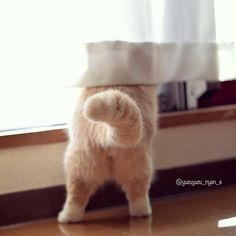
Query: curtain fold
xmin=74 ymin=41 xmax=225 ymax=87
xmin=73 ymin=0 xmax=236 ymax=87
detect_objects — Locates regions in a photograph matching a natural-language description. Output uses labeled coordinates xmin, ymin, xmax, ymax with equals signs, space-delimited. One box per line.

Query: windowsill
xmin=0 ymin=125 xmax=67 ymax=149
xmin=159 ymin=104 xmax=236 ymax=128
xmin=1 ymin=104 xmax=236 ymax=149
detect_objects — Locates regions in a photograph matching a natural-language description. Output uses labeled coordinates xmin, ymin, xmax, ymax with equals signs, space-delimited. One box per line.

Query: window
xmin=0 ymin=1 xmax=84 ymax=132
xmin=1 ymin=1 xmax=236 ymax=133
xmin=0 ymin=88 xmax=77 ymax=132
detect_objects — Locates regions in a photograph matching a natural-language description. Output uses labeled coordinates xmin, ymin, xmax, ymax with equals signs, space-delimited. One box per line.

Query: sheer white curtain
xmin=0 ymin=0 xmax=236 ymax=88
xmin=73 ymin=0 xmax=236 ymax=87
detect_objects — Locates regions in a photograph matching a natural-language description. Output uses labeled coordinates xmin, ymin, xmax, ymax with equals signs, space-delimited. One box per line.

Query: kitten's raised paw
xmin=57 ymin=203 xmax=84 ymax=223
xmin=129 ymin=195 xmax=152 ymax=218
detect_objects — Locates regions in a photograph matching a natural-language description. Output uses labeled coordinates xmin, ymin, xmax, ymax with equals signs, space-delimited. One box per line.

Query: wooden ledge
xmin=159 ymin=104 xmax=236 ymax=128
xmin=0 ymin=105 xmax=236 ymax=149
xmin=0 ymin=126 xmax=68 ymax=149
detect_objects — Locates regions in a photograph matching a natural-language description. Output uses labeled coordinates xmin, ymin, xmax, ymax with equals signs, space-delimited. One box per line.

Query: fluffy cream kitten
xmin=58 ymin=85 xmax=157 ymax=223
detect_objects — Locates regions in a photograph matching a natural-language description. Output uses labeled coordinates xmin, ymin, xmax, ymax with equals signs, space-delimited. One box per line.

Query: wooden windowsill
xmin=159 ymin=104 xmax=236 ymax=128
xmin=0 ymin=104 xmax=236 ymax=149
xmin=0 ymin=126 xmax=68 ymax=149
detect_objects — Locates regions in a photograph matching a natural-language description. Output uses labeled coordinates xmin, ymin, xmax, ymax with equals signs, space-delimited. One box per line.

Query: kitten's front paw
xmin=57 ymin=203 xmax=84 ymax=223
xmin=129 ymin=195 xmax=152 ymax=217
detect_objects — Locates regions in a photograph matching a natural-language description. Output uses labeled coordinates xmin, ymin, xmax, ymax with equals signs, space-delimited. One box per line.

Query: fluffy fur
xmin=58 ymin=85 xmax=157 ymax=223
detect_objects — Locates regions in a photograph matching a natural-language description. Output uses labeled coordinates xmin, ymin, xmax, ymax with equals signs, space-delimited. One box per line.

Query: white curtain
xmin=72 ymin=0 xmax=236 ymax=87
xmin=0 ymin=0 xmax=236 ymax=88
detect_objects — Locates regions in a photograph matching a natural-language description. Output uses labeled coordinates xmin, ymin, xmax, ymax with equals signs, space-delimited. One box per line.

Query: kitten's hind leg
xmin=123 ymin=179 xmax=152 ymax=217
xmin=58 ymin=150 xmax=96 ymax=223
xmin=128 ymin=192 xmax=152 ymax=217
xmin=58 ymin=177 xmax=95 ymax=223
xmin=114 ymin=152 xmax=153 ymax=217
xmin=58 ymin=147 xmax=109 ymax=223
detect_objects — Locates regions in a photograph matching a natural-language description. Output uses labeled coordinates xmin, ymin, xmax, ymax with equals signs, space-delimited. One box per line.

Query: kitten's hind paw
xmin=129 ymin=195 xmax=152 ymax=217
xmin=57 ymin=203 xmax=84 ymax=224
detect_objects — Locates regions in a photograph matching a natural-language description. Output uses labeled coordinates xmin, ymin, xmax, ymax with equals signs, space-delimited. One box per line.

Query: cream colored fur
xmin=58 ymin=85 xmax=157 ymax=223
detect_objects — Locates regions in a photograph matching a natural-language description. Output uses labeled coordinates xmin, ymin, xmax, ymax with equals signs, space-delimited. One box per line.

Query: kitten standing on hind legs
xmin=58 ymin=85 xmax=157 ymax=223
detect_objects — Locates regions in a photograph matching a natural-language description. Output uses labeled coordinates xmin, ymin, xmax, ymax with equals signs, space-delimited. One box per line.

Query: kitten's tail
xmin=83 ymin=90 xmax=143 ymax=147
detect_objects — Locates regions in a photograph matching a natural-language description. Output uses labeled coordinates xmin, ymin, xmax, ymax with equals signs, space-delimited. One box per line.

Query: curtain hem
xmin=72 ymin=41 xmax=236 ymax=87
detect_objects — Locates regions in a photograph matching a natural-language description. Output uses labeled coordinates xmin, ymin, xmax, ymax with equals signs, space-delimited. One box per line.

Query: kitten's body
xmin=58 ymin=85 xmax=157 ymax=223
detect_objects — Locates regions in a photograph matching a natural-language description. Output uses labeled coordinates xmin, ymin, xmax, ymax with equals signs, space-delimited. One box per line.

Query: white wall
xmin=0 ymin=119 xmax=236 ymax=195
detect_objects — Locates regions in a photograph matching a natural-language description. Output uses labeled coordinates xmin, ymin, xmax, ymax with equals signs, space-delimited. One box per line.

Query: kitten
xmin=58 ymin=85 xmax=157 ymax=223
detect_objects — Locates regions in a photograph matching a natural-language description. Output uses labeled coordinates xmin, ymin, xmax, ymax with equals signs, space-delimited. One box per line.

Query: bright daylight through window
xmin=0 ymin=0 xmax=236 ymax=132
xmin=0 ymin=1 xmax=85 ymax=132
